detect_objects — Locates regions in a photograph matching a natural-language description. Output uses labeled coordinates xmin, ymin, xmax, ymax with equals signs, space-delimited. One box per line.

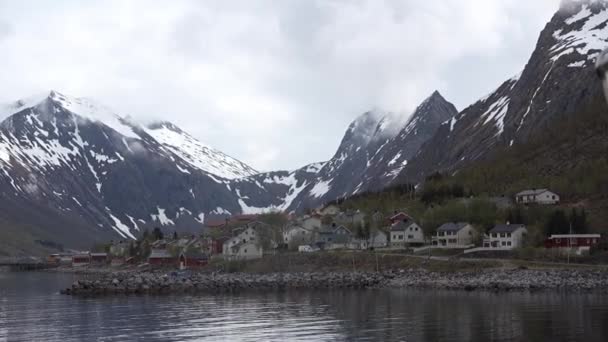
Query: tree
xmin=545 ymin=210 xmax=569 ymax=235
xmin=173 ymin=231 xmax=178 ymax=240
xmin=570 ymin=208 xmax=588 ymax=234
xmin=152 ymin=227 xmax=164 ymax=241
xmin=142 ymin=229 xmax=150 ymax=241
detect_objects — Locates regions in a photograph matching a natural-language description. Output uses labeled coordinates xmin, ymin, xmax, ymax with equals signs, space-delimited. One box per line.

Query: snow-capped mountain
xmin=0 ymin=90 xmax=256 ymax=249
xmin=0 ymin=86 xmax=456 ymax=253
xmin=144 ymin=121 xmax=258 ymax=179
xmin=397 ymin=0 xmax=608 ymax=182
xmin=233 ymin=91 xmax=457 ymax=213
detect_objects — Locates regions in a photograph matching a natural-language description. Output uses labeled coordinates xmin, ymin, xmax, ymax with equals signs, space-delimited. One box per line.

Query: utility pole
xmin=568 ymin=219 xmax=572 ymax=264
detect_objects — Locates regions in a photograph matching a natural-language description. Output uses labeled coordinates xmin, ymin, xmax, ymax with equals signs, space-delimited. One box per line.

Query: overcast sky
xmin=0 ymin=0 xmax=561 ymax=171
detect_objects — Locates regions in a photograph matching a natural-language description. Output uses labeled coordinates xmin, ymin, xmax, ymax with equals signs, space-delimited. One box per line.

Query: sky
xmin=0 ymin=0 xmax=561 ymax=171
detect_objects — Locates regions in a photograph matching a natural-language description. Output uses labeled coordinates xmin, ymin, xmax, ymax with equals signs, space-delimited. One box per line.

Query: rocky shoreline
xmin=388 ymin=268 xmax=608 ymax=292
xmin=60 ymin=271 xmax=388 ymax=295
xmin=60 ymin=267 xmax=608 ymax=295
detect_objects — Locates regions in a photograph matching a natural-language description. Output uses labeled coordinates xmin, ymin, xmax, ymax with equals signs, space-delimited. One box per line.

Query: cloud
xmin=0 ymin=0 xmax=560 ymax=171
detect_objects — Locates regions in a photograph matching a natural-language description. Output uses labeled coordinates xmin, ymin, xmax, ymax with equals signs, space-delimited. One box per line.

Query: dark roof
xmin=489 ymin=224 xmax=526 ymax=234
xmin=149 ymin=249 xmax=173 ymax=259
xmin=181 ymin=250 xmax=208 ymax=260
xmin=390 ymin=219 xmax=417 ymax=231
xmin=389 ymin=212 xmax=410 ymax=221
xmin=437 ymin=222 xmax=470 ymax=232
xmin=516 ymin=189 xmax=552 ymax=196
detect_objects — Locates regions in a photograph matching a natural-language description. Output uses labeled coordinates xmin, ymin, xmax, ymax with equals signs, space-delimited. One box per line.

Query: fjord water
xmin=1 ymin=272 xmax=608 ymax=341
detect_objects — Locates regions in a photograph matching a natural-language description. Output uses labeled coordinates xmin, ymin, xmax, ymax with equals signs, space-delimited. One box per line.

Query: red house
xmin=545 ymin=234 xmax=601 ymax=249
xmin=72 ymin=254 xmax=91 ymax=267
xmin=178 ymin=250 xmax=208 ymax=269
xmin=388 ymin=212 xmax=411 ymax=225
xmin=209 ymin=237 xmax=229 ymax=255
xmin=90 ymin=253 xmax=108 ymax=264
xmin=148 ymin=249 xmax=176 ymax=266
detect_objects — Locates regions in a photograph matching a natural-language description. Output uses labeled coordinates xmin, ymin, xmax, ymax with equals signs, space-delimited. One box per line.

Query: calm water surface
xmin=1 ymin=271 xmax=608 ymax=341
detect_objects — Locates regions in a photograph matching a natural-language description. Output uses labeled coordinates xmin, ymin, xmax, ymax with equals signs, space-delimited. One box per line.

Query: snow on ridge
xmin=48 ymin=91 xmax=142 ymax=140
xmin=144 ymin=124 xmax=258 ymax=180
xmin=551 ymin=4 xmax=608 ymax=62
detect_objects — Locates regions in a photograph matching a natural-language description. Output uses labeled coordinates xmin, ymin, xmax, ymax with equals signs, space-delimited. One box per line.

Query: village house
xmin=71 ymin=253 xmax=91 ymax=267
xmin=148 ymin=248 xmax=176 ymax=266
xmin=283 ymin=225 xmax=315 ymax=247
xmin=90 ymin=253 xmax=108 ymax=265
xmin=544 ymin=234 xmax=602 ymax=255
xmin=433 ymin=223 xmax=477 ymax=248
xmin=388 ymin=211 xmax=411 ymax=225
xmin=390 ymin=219 xmax=424 ymax=247
xmin=228 ymin=240 xmax=263 ymax=260
xmin=178 ymin=250 xmax=209 ymax=269
xmin=314 ymin=224 xmax=353 ymax=250
xmin=368 ymin=230 xmax=388 ymax=248
xmin=483 ymin=224 xmax=528 ymax=249
xmin=222 ymin=224 xmax=267 ymax=260
xmin=515 ymin=189 xmax=560 ymax=205
xmin=334 ymin=210 xmax=365 ymax=227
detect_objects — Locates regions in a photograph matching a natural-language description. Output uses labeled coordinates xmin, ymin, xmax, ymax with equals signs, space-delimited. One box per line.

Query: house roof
xmin=390 ymin=219 xmax=417 ymax=231
xmin=437 ymin=222 xmax=470 ymax=232
xmin=149 ymin=249 xmax=173 ymax=259
xmin=489 ymin=224 xmax=526 ymax=234
xmin=389 ymin=212 xmax=410 ymax=221
xmin=90 ymin=253 xmax=108 ymax=257
xmin=181 ymin=250 xmax=208 ymax=260
xmin=333 ymin=225 xmax=351 ymax=234
xmin=516 ymin=189 xmax=552 ymax=196
xmin=548 ymin=234 xmax=601 ymax=239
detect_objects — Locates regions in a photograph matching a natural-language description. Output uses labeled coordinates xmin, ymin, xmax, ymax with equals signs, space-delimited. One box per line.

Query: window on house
xmin=399 ymin=235 xmax=404 ymax=240
xmin=415 ymin=227 xmax=419 ymax=231
xmin=501 ymin=241 xmax=507 ymax=246
xmin=492 ymin=233 xmax=497 ymax=238
xmin=408 ymin=235 xmax=414 ymax=239
xmin=449 ymin=239 xmax=457 ymax=244
xmin=500 ymin=233 xmax=506 ymax=238
xmin=507 ymin=241 xmax=512 ymax=246
xmin=244 ymin=249 xmax=247 ymax=253
xmin=507 ymin=233 xmax=512 ymax=238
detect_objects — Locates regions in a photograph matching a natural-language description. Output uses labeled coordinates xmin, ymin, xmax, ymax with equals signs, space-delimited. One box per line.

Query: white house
xmin=368 ymin=230 xmax=388 ymax=248
xmin=516 ymin=189 xmax=560 ymax=205
xmin=390 ymin=219 xmax=424 ymax=247
xmin=283 ymin=225 xmax=315 ymax=247
xmin=483 ymin=224 xmax=528 ymax=249
xmin=348 ymin=230 xmax=389 ymax=250
xmin=433 ymin=222 xmax=477 ymax=248
xmin=228 ymin=241 xmax=263 ymax=260
xmin=223 ymin=226 xmax=262 ymax=259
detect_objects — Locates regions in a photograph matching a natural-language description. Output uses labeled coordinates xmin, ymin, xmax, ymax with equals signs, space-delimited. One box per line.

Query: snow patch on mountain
xmin=310 ymin=180 xmax=331 ymax=198
xmin=552 ymin=3 xmax=608 ymax=62
xmin=150 ymin=207 xmax=175 ymax=226
xmin=145 ymin=122 xmax=257 ymax=179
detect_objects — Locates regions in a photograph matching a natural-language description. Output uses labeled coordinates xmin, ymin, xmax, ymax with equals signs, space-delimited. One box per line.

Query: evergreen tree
xmin=545 ymin=210 xmax=569 ymax=235
xmin=142 ymin=229 xmax=150 ymax=241
xmin=152 ymin=227 xmax=164 ymax=241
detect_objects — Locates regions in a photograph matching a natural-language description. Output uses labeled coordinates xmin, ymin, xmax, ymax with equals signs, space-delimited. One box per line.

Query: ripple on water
xmin=2 ymin=273 xmax=608 ymax=341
